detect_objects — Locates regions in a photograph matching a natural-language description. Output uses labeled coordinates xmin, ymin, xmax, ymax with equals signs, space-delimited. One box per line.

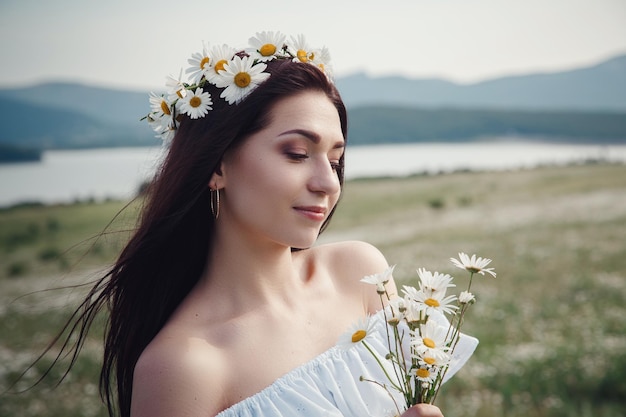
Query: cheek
xmin=230 ymin=152 xmax=266 ymax=182
xmin=229 ymin=155 xmax=289 ymax=199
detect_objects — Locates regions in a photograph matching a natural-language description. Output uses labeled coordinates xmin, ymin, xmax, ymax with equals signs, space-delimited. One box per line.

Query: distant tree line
xmin=347 ymin=106 xmax=626 ymax=145
xmin=0 ymin=144 xmax=41 ymax=163
xmin=2 ymin=105 xmax=626 ymax=163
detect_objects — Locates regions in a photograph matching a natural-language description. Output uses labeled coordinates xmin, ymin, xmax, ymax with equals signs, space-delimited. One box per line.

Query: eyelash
xmin=286 ymin=152 xmax=342 ymax=172
xmin=286 ymin=152 xmax=308 ymax=161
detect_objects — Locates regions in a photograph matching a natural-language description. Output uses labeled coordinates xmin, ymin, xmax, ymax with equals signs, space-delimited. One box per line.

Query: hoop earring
xmin=210 ymin=188 xmax=220 ymax=220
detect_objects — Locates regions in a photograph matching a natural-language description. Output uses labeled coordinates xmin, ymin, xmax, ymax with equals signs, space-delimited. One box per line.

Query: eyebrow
xmin=278 ymin=129 xmax=345 ymax=149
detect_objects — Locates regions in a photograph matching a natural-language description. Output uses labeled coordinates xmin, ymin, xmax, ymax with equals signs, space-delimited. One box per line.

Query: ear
xmin=208 ymin=160 xmax=225 ymax=190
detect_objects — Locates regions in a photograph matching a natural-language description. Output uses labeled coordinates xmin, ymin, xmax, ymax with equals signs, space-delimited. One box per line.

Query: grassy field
xmin=1 ymin=162 xmax=625 ymax=416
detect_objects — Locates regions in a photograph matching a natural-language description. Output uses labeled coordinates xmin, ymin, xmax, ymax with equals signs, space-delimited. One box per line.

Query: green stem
xmin=360 ymin=376 xmax=403 ymax=416
xmin=362 ymin=341 xmax=404 ymax=395
xmin=467 ymin=271 xmax=475 ymax=293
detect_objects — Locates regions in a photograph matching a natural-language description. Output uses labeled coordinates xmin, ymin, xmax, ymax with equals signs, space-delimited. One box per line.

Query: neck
xmin=199 ymin=222 xmax=307 ymax=314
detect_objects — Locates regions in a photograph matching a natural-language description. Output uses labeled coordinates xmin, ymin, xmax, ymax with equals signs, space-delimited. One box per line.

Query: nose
xmin=308 ymin=159 xmax=341 ymax=195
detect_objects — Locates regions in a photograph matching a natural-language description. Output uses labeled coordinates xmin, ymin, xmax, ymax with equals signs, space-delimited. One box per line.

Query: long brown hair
xmin=38 ymin=58 xmax=347 ymax=416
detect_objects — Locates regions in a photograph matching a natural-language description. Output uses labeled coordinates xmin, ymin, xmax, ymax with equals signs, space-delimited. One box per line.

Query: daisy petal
xmin=336 ymin=316 xmax=374 ymax=350
xmin=451 ymin=252 xmax=497 ymax=278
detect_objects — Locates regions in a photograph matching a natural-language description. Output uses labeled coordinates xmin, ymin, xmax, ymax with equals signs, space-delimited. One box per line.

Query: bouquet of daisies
xmin=355 ymin=253 xmax=496 ymax=411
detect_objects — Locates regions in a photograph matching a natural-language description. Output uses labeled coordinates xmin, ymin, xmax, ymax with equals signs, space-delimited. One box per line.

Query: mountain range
xmin=0 ymin=53 xmax=625 ymax=159
xmin=336 ymin=54 xmax=626 ymax=111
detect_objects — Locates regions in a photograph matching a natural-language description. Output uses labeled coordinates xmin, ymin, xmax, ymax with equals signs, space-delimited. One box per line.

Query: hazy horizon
xmin=1 ymin=0 xmax=625 ymax=91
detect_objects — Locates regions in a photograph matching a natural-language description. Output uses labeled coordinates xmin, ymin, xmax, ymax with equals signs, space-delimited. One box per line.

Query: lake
xmin=1 ymin=141 xmax=625 ymax=207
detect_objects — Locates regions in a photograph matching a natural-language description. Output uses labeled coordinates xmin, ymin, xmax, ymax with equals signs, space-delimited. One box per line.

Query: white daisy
xmin=186 ymin=41 xmax=212 ymax=85
xmin=416 ymin=268 xmax=455 ymax=294
xmin=288 ymin=34 xmax=314 ymax=63
xmin=403 ymin=285 xmax=458 ymax=316
xmin=247 ymin=30 xmax=287 ymax=61
xmin=310 ymin=45 xmax=333 ymax=78
xmin=147 ymin=93 xmax=175 ymax=142
xmin=336 ymin=316 xmax=374 ymax=350
xmin=160 ymin=126 xmax=176 ymax=144
xmin=149 ymin=93 xmax=173 ymax=119
xmin=450 ymin=253 xmax=497 ymax=277
xmin=387 ymin=296 xmax=406 ymax=317
xmin=204 ymin=44 xmax=238 ymax=85
xmin=147 ymin=113 xmax=169 ymax=133
xmin=361 ymin=265 xmax=395 ymax=293
xmin=384 ymin=297 xmax=407 ymax=327
xmin=148 ymin=115 xmax=176 ymax=144
xmin=214 ymin=55 xmax=270 ymax=104
xmin=411 ymin=319 xmax=450 ymax=361
xmin=178 ymin=88 xmax=212 ymax=119
xmin=458 ymin=291 xmax=476 ymax=304
xmin=412 ymin=366 xmax=438 ymax=384
xmin=416 ymin=349 xmax=451 ymax=370
xmin=165 ymin=70 xmax=187 ymax=102
xmin=402 ymin=297 xmax=427 ymax=325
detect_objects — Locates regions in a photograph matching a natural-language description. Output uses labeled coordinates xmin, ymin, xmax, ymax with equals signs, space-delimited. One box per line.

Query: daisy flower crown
xmin=144 ymin=31 xmax=334 ymax=144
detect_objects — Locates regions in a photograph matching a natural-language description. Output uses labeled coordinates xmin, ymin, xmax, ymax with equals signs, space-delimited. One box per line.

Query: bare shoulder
xmin=131 ymin=329 xmax=227 ymax=417
xmin=310 ymin=240 xmax=397 ymax=312
xmin=314 ymin=240 xmax=389 ymax=275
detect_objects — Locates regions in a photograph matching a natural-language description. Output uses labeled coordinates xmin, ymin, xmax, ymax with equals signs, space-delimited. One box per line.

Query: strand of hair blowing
xmin=101 ymin=119 xmax=221 ymax=416
xmin=35 ymin=60 xmax=347 ymax=417
xmin=100 ymin=95 xmax=260 ymax=415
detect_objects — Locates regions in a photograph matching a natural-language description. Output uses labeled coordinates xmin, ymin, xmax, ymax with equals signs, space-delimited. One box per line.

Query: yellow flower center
xmin=200 ymin=56 xmax=210 ymax=69
xmin=296 ymin=49 xmax=308 ymax=63
xmin=214 ymin=59 xmax=228 ymax=73
xmin=424 ymin=357 xmax=436 ymax=365
xmin=425 ymin=298 xmax=440 ymax=307
xmin=160 ymin=101 xmax=171 ymax=115
xmin=176 ymin=89 xmax=185 ymax=99
xmin=416 ymin=368 xmax=431 ymax=378
xmin=351 ymin=330 xmax=367 ymax=343
xmin=260 ymin=43 xmax=276 ymax=56
xmin=234 ymin=72 xmax=251 ymax=88
xmin=189 ymin=96 xmax=202 ymax=108
xmin=423 ymin=337 xmax=436 ymax=348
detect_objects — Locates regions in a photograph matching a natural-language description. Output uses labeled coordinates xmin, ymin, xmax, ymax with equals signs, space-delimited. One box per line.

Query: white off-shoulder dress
xmin=216 ymin=309 xmax=478 ymax=417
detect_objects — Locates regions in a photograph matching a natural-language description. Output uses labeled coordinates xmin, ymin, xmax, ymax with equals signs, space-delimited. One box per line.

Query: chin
xmin=287 ymin=234 xmax=320 ymax=251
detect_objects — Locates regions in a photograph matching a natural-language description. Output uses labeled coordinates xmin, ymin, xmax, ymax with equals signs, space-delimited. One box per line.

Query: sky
xmin=0 ymin=0 xmax=625 ymax=91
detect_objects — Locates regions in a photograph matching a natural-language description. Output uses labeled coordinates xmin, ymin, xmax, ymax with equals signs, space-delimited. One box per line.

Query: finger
xmin=401 ymin=403 xmax=444 ymax=417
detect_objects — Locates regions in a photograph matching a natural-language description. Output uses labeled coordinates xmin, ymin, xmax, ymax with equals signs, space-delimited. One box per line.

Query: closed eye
xmin=286 ymin=152 xmax=308 ymax=161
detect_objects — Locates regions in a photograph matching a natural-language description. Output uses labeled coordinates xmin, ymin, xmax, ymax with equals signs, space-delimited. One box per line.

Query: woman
xmin=46 ymin=32 xmax=445 ymax=417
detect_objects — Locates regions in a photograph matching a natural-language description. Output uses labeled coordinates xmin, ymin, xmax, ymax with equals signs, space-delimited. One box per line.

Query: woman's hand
xmin=399 ymin=403 xmax=444 ymax=417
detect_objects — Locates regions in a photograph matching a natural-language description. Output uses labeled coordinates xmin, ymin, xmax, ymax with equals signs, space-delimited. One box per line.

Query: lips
xmin=293 ymin=205 xmax=327 ymax=221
